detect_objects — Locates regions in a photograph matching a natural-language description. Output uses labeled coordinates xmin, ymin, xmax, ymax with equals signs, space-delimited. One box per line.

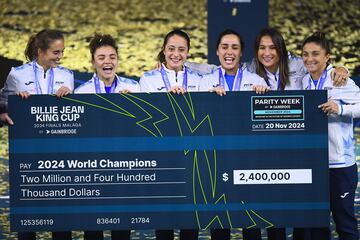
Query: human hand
xmin=253 ymin=85 xmax=271 ymax=94
xmin=0 ymin=112 xmax=14 ymax=126
xmin=55 ymin=86 xmax=72 ymax=97
xmin=209 ymin=86 xmax=226 ymax=96
xmin=18 ymin=91 xmax=31 ymax=99
xmin=119 ymin=89 xmax=131 ymax=94
xmin=169 ymin=86 xmax=186 ymax=95
xmin=318 ymin=100 xmax=339 ymax=115
xmin=331 ymin=67 xmax=348 ymax=87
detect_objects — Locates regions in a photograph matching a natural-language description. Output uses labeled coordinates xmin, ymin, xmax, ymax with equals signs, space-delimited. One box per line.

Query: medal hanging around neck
xmin=94 ymin=75 xmax=117 ymax=93
xmin=218 ymin=66 xmax=243 ymax=91
xmin=307 ymin=68 xmax=328 ymax=90
xmin=33 ymin=61 xmax=54 ymax=94
xmin=160 ymin=66 xmax=188 ymax=91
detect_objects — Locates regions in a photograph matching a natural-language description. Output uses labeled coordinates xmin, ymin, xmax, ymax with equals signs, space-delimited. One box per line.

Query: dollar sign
xmin=222 ymin=172 xmax=228 ymax=182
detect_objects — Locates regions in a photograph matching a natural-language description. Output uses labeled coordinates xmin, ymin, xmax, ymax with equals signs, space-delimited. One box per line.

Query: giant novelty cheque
xmin=9 ymin=91 xmax=329 ymax=231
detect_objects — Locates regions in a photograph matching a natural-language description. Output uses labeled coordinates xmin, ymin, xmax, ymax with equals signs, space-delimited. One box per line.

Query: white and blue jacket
xmin=186 ymin=53 xmax=306 ymax=90
xmin=75 ymin=73 xmax=139 ymax=93
xmin=0 ymin=61 xmax=74 ymax=113
xmin=199 ymin=65 xmax=268 ymax=92
xmin=302 ymin=64 xmax=360 ymax=168
xmin=246 ymin=53 xmax=306 ymax=90
xmin=139 ymin=64 xmax=201 ymax=93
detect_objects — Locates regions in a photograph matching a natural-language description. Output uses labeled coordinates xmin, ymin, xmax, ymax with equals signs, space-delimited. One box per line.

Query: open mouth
xmin=103 ymin=66 xmax=113 ymax=74
xmin=224 ymin=57 xmax=235 ymax=64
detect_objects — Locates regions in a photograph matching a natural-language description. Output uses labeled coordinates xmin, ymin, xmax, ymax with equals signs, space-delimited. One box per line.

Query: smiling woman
xmin=92 ymin=45 xmax=119 ymax=86
xmin=74 ymin=34 xmax=139 ymax=94
xmin=0 ymin=28 xmax=74 ymax=240
xmin=216 ymin=30 xmax=243 ymax=76
xmin=73 ymin=35 xmax=140 ymax=240
xmin=199 ymin=29 xmax=268 ymax=96
xmin=293 ymin=31 xmax=360 ymax=240
xmin=162 ymin=34 xmax=189 ymax=72
xmin=139 ymin=29 xmax=201 ymax=240
xmin=25 ymin=37 xmax=64 ymax=71
xmin=0 ymin=29 xmax=74 ymax=126
xmin=139 ymin=29 xmax=202 ymax=95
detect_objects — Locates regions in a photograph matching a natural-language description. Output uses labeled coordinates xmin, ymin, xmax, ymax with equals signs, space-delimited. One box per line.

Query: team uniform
xmin=139 ymin=63 xmax=200 ymax=240
xmin=139 ymin=64 xmax=201 ymax=92
xmin=246 ymin=54 xmax=305 ymax=240
xmin=199 ymin=64 xmax=268 ymax=92
xmin=75 ymin=73 xmax=139 ymax=94
xmin=75 ymin=73 xmax=139 ymax=240
xmin=0 ymin=61 xmax=74 ymax=113
xmin=184 ymin=61 xmax=217 ymax=76
xmin=187 ymin=57 xmax=303 ymax=240
xmin=187 ymin=52 xmax=306 ymax=91
xmin=245 ymin=52 xmax=306 ymax=90
xmin=199 ymin=64 xmax=267 ymax=240
xmin=0 ymin=61 xmax=74 ymax=240
xmin=308 ymin=68 xmax=360 ymax=169
xmin=295 ymin=64 xmax=360 ymax=240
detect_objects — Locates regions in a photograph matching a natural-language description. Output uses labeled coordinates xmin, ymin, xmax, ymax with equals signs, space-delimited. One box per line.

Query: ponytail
xmin=24 ymin=35 xmax=38 ymax=61
xmin=24 ymin=29 xmax=64 ymax=62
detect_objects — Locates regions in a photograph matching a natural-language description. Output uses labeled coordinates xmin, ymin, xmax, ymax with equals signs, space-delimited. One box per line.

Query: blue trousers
xmin=294 ymin=164 xmax=358 ymax=240
xmin=330 ymin=164 xmax=358 ymax=240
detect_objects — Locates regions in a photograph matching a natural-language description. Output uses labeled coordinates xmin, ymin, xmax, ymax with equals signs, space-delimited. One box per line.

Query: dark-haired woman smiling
xmin=140 ymin=29 xmax=201 ymax=95
xmin=75 ymin=33 xmax=139 ymax=239
xmin=139 ymin=29 xmax=200 ymax=240
xmin=0 ymin=29 xmax=74 ymax=240
xmin=293 ymin=32 xmax=360 ymax=240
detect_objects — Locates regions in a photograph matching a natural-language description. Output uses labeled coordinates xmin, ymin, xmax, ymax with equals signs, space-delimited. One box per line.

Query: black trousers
xmin=84 ymin=230 xmax=131 ymax=240
xmin=18 ymin=231 xmax=72 ymax=240
xmin=18 ymin=232 xmax=36 ymax=240
xmin=112 ymin=230 xmax=131 ymax=240
xmin=243 ymin=228 xmax=261 ymax=240
xmin=84 ymin=231 xmax=103 ymax=240
xmin=155 ymin=229 xmax=198 ymax=240
xmin=294 ymin=164 xmax=358 ymax=240
xmin=267 ymin=228 xmax=286 ymax=240
xmin=211 ymin=228 xmax=230 ymax=240
xmin=293 ymin=228 xmax=331 ymax=240
xmin=52 ymin=231 xmax=72 ymax=240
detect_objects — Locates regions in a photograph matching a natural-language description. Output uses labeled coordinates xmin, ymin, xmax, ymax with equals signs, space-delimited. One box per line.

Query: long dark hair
xmin=24 ymin=29 xmax=64 ymax=62
xmin=254 ymin=28 xmax=289 ymax=90
xmin=157 ymin=29 xmax=190 ymax=63
xmin=89 ymin=33 xmax=118 ymax=60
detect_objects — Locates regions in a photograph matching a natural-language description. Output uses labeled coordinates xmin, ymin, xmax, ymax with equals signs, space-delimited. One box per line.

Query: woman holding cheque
xmin=199 ymin=29 xmax=268 ymax=240
xmin=0 ymin=29 xmax=74 ymax=240
xmin=243 ymin=28 xmax=350 ymax=240
xmin=139 ymin=29 xmax=201 ymax=240
xmin=75 ymin=33 xmax=139 ymax=239
xmin=199 ymin=29 xmax=268 ymax=95
xmin=293 ymin=32 xmax=360 ymax=240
